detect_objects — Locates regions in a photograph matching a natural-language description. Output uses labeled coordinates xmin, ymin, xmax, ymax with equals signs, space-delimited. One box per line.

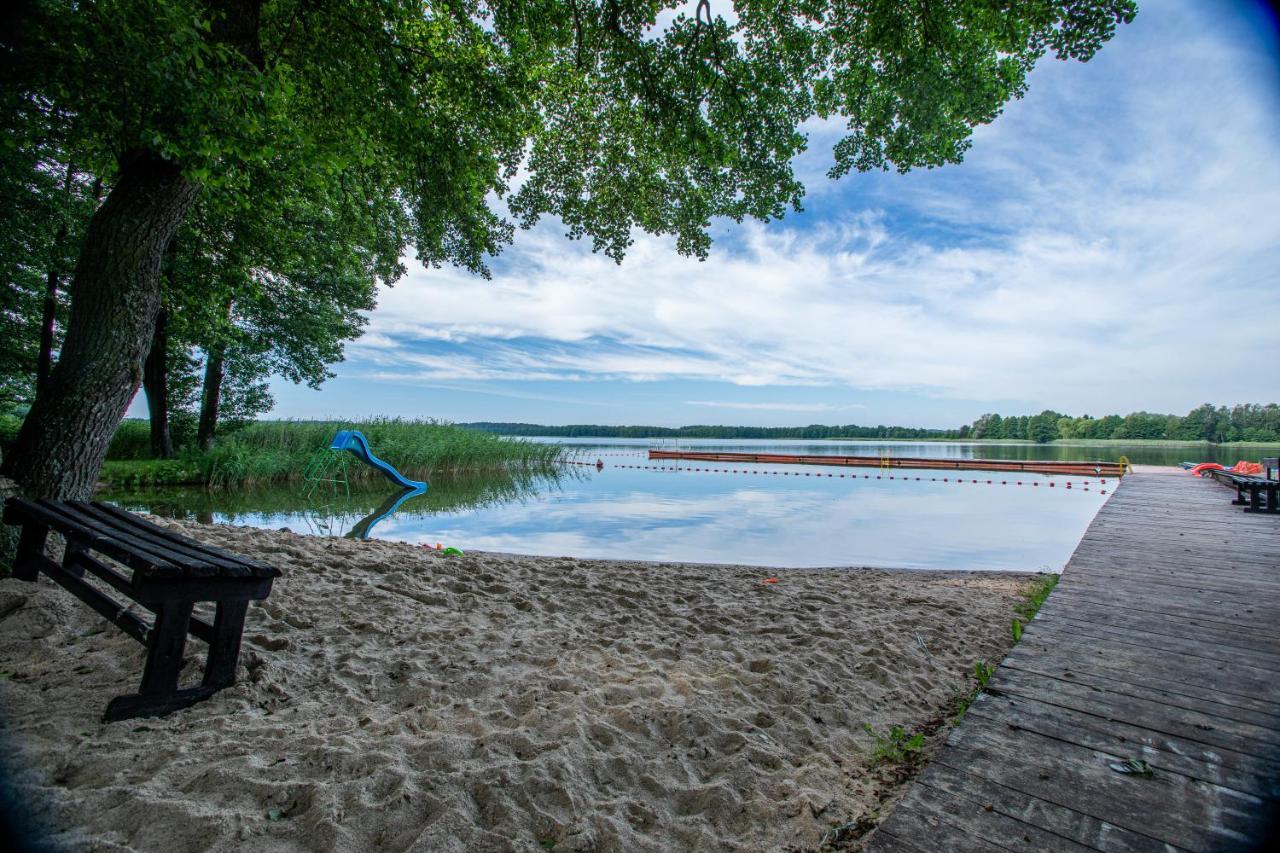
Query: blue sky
xmin=266 ymin=0 xmax=1280 ymax=429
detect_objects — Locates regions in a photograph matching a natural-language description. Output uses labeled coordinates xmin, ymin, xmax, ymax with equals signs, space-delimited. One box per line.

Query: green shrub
xmin=98 ymin=458 xmax=209 ymax=489
xmin=104 ymin=419 xmax=153 ymax=460
xmin=863 ymin=723 xmax=925 ymax=764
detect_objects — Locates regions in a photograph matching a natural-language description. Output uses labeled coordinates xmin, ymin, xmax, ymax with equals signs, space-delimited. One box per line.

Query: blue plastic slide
xmin=329 ymin=430 xmax=427 ymax=490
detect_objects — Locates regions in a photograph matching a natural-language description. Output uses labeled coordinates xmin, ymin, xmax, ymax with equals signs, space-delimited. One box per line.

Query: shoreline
xmin=2 ymin=520 xmax=1042 ymax=851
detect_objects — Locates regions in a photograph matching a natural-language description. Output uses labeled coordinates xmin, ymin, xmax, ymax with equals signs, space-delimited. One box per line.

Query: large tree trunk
xmin=35 ymin=242 xmax=62 ymax=398
xmin=143 ymin=306 xmax=175 ymax=459
xmin=1 ymin=151 xmax=198 ymax=499
xmin=197 ymin=344 xmax=226 ymax=453
xmin=35 ymin=165 xmax=76 ymax=397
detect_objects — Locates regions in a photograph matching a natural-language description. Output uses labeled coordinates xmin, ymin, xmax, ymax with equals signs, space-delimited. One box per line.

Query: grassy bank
xmin=98 ymin=419 xmax=562 ymax=490
xmin=102 ymin=466 xmax=570 ymax=525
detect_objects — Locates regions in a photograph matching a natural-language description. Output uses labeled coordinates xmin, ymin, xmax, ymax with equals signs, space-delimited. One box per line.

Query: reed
xmin=103 ymin=466 xmax=572 ymax=524
xmin=100 ymin=418 xmax=562 ymax=489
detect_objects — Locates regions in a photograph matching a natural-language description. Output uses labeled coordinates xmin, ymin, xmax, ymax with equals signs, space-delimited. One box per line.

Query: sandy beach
xmin=0 ymin=520 xmax=1040 ymax=852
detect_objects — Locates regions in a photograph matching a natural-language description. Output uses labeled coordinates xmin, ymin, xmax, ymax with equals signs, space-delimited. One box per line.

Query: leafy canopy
xmin=8 ymin=0 xmax=1137 ymax=274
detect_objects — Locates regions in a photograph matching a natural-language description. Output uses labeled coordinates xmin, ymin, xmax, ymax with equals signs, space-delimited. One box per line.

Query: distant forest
xmin=465 ymin=403 xmax=1280 ymax=444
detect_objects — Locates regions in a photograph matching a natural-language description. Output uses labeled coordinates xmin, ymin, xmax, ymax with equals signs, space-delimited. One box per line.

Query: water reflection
xmin=535 ymin=436 xmax=1280 ymax=468
xmin=103 ymin=452 xmax=1114 ymax=571
xmin=105 ymin=466 xmax=570 ymax=538
xmin=347 ymin=484 xmax=427 ymax=539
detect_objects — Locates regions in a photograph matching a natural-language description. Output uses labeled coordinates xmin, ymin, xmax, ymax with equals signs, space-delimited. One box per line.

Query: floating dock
xmin=646 ymin=450 xmax=1126 ymax=478
xmin=868 ymin=470 xmax=1280 ymax=851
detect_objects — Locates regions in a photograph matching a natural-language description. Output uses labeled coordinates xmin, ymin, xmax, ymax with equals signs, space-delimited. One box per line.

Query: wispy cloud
xmin=315 ymin=1 xmax=1280 ymax=423
xmin=684 ymin=401 xmax=861 ymax=412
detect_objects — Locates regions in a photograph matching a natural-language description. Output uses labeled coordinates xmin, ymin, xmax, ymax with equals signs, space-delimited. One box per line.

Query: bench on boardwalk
xmin=2 ymin=498 xmax=280 ymax=721
xmin=1206 ymin=469 xmax=1279 ymax=514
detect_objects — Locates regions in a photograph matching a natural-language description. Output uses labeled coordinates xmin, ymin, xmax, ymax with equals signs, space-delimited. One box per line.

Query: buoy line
xmin=584 ymin=463 xmax=1107 ymax=494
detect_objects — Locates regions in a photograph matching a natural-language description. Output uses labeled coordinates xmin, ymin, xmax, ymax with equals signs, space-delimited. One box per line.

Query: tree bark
xmin=36 ymin=240 xmax=62 ymax=398
xmin=1 ymin=151 xmax=198 ymax=499
xmin=143 ymin=306 xmax=174 ymax=459
xmin=197 ymin=342 xmax=226 ymax=453
xmin=36 ymin=165 xmax=76 ymax=397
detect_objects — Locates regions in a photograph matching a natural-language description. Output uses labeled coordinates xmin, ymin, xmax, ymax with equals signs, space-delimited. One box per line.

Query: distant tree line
xmin=966 ymin=404 xmax=1280 ymax=443
xmin=466 ymin=403 xmax=1280 ymax=444
xmin=465 ymin=422 xmax=954 ymax=440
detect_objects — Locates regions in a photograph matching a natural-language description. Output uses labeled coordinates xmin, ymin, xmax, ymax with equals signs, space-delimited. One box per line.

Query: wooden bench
xmin=2 ymin=498 xmax=280 ymax=721
xmin=1206 ymin=470 xmax=1279 ymax=514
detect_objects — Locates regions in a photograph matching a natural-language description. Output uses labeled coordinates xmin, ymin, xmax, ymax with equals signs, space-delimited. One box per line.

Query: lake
xmin=99 ymin=437 xmax=1267 ymax=573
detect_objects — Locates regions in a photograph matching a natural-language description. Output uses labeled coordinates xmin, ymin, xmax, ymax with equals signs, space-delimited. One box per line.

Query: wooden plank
xmin=1006 ymin=635 xmax=1279 ymax=704
xmin=905 ymin=761 xmax=1174 ymax=853
xmin=875 ymin=779 xmax=1096 ymax=853
xmin=646 ymin=449 xmax=1126 ymax=476
xmin=26 ymin=498 xmax=194 ymax=576
xmin=62 ymin=502 xmax=221 ymax=578
xmin=941 ymin=722 xmax=1272 ymax=850
xmin=90 ymin=501 xmax=276 ymax=577
xmin=871 ymin=472 xmax=1280 ymax=852
xmin=966 ymin=690 xmax=1280 ymax=799
xmin=1001 ymin=643 xmax=1280 ymax=724
xmin=1048 ymin=589 xmax=1276 ymax=634
xmin=1024 ymin=614 xmax=1280 ymax=676
xmin=1031 ymin=614 xmax=1280 ymax=672
xmin=74 ymin=502 xmax=244 ymax=573
xmin=863 ymin=828 xmax=933 ymax=853
xmin=871 ymin=788 xmax=1011 ymax=852
xmin=997 ymin=654 xmax=1280 ymax=737
xmin=1032 ymin=601 xmax=1280 ymax=656
xmin=1057 ymin=567 xmax=1280 ymax=599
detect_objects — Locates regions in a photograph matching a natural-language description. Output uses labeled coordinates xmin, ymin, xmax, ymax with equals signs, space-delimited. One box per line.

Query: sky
xmin=263 ymin=0 xmax=1280 ymax=429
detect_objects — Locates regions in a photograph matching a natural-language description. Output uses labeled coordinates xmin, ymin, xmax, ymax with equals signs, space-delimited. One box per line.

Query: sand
xmin=0 ymin=519 xmax=1039 ymax=852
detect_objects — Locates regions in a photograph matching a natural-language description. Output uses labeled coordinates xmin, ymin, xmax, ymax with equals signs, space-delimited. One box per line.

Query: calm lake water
xmin=98 ymin=437 xmax=1267 ymax=573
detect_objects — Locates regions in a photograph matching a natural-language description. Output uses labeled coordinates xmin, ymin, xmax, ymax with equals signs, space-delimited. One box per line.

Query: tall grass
xmin=103 ymin=465 xmax=573 ymax=525
xmin=101 ymin=418 xmax=562 ymax=489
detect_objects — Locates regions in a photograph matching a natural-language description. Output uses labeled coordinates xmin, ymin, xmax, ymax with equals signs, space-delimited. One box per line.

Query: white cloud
xmin=684 ymin=401 xmax=861 ymax=412
xmin=349 ymin=1 xmax=1280 ymax=417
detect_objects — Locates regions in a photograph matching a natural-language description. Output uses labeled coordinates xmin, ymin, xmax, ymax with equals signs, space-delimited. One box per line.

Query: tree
xmin=1027 ymin=410 xmax=1062 ymax=443
xmin=0 ymin=106 xmax=103 ymax=411
xmin=157 ymin=155 xmax=400 ymax=450
xmin=3 ymin=0 xmax=1137 ymax=499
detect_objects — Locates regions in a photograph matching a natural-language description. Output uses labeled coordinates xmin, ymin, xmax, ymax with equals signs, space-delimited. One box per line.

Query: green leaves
xmin=974 ymin=661 xmax=995 ymax=687
xmin=8 ymin=1 xmax=1136 ymax=273
xmin=863 ymin=723 xmax=926 ymax=764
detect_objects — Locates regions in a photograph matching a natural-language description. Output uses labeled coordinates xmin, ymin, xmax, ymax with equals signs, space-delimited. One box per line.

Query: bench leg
xmin=139 ymin=601 xmax=194 ymax=695
xmin=60 ymin=540 xmax=87 ymax=579
xmin=202 ymin=600 xmax=248 ymax=688
xmin=11 ymin=523 xmax=49 ymax=581
xmin=103 ymin=601 xmax=217 ymax=722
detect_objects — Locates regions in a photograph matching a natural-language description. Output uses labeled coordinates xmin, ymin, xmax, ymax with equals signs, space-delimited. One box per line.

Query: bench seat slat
xmin=38 ymin=500 xmax=195 ymax=578
xmin=68 ymin=502 xmax=222 ymax=578
xmin=88 ymin=501 xmax=275 ymax=577
xmin=11 ymin=499 xmax=184 ymax=578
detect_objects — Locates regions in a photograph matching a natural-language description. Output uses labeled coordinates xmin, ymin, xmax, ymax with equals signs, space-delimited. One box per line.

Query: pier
xmin=868 ymin=471 xmax=1280 ymax=851
xmin=646 ymin=450 xmax=1126 ymax=478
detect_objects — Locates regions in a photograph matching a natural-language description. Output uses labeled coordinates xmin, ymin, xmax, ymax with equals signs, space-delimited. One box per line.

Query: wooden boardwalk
xmin=869 ymin=471 xmax=1280 ymax=852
